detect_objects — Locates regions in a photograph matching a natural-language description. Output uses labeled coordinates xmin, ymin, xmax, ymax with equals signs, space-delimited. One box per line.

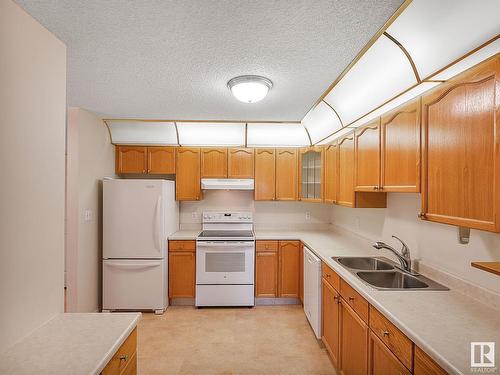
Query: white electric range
xmin=195 ymin=211 xmax=255 ymax=307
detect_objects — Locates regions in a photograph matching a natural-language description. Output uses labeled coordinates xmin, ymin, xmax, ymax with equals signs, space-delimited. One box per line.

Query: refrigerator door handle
xmin=106 ymin=261 xmax=162 ymax=268
xmin=153 ymin=195 xmax=162 ymax=252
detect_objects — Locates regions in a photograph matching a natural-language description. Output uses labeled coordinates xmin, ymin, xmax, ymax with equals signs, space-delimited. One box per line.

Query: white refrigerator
xmin=102 ymin=179 xmax=179 ymax=314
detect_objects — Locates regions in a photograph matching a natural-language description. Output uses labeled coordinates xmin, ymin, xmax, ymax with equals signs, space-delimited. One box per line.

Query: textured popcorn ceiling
xmin=15 ymin=0 xmax=403 ymax=121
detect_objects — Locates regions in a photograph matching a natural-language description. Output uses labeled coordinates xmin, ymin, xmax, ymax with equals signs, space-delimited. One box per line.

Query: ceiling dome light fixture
xmin=227 ymin=75 xmax=273 ymax=104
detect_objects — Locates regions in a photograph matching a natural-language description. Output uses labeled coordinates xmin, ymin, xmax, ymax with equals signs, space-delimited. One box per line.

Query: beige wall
xmin=0 ymin=0 xmax=66 ymax=352
xmin=66 ymin=108 xmax=115 ymax=312
xmin=180 ymin=190 xmax=331 ymax=230
xmin=331 ymin=193 xmax=500 ymax=295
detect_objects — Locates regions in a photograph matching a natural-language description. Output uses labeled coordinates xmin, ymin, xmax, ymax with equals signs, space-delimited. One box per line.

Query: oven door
xmin=196 ymin=241 xmax=255 ymax=285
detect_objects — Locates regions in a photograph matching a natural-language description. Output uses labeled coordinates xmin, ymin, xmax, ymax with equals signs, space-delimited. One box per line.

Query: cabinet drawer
xmin=256 ymin=240 xmax=278 ymax=252
xmin=369 ymin=306 xmax=413 ymax=371
xmin=321 ymin=262 xmax=340 ymax=291
xmin=169 ymin=240 xmax=196 ymax=252
xmin=340 ymin=278 xmax=369 ymax=323
xmin=102 ymin=328 xmax=137 ymax=375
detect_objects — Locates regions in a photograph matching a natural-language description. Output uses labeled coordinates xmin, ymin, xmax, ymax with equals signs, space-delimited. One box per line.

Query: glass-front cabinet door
xmin=299 ymin=147 xmax=324 ymax=202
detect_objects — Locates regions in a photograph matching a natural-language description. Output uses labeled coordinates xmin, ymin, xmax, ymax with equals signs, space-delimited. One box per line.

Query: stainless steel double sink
xmin=332 ymin=257 xmax=448 ymax=291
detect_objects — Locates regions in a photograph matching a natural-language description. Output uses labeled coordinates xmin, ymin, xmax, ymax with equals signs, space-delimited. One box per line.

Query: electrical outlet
xmin=191 ymin=212 xmax=198 ymax=220
xmin=305 ymin=212 xmax=311 ymax=220
xmin=84 ymin=209 xmax=92 ymax=222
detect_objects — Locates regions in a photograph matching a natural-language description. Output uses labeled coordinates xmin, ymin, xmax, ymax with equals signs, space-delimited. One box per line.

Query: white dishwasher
xmin=303 ymin=246 xmax=322 ymax=339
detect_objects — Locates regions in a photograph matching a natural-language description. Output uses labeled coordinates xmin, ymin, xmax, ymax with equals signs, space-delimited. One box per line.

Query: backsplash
xmin=179 ymin=190 xmax=331 ymax=230
xmin=331 ymin=193 xmax=500 ymax=296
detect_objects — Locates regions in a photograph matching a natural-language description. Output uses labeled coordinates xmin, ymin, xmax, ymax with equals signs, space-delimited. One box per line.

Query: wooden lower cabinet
xmin=369 ymin=332 xmax=411 ymax=375
xmin=102 ymin=328 xmax=137 ymax=375
xmin=168 ymin=242 xmax=195 ymax=298
xmin=255 ymin=251 xmax=278 ymax=297
xmin=341 ymin=299 xmax=369 ymax=375
xmin=278 ymin=241 xmax=300 ymax=298
xmin=414 ymin=346 xmax=448 ymax=375
xmin=322 ymin=278 xmax=341 ymax=368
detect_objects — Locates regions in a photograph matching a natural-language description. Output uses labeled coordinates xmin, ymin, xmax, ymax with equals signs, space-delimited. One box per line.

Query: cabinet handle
xmin=373 ymin=186 xmax=379 ymax=190
xmin=325 ymin=274 xmax=330 ymax=278
xmin=348 ymin=296 xmax=355 ymax=301
xmin=142 ymin=169 xmax=146 ymax=173
xmin=382 ymin=330 xmax=390 ymax=337
xmin=418 ymin=212 xmax=426 ymax=219
xmin=119 ymin=355 xmax=128 ymax=361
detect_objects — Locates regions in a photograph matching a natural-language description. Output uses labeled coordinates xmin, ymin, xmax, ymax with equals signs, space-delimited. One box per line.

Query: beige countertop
xmin=169 ymin=228 xmax=500 ymax=374
xmin=0 ymin=312 xmax=141 ymax=375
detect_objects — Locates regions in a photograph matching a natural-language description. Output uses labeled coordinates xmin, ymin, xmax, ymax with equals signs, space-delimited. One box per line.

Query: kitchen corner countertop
xmin=0 ymin=312 xmax=141 ymax=375
xmin=169 ymin=228 xmax=500 ymax=374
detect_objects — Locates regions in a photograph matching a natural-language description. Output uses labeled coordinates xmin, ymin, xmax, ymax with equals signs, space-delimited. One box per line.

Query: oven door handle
xmin=197 ymin=241 xmax=254 ymax=248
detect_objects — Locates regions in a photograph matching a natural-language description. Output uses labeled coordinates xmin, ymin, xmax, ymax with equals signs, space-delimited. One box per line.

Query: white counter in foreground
xmin=0 ymin=312 xmax=140 ymax=375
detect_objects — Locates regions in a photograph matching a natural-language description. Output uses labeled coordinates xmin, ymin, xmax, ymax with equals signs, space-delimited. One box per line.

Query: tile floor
xmin=137 ymin=305 xmax=336 ymax=374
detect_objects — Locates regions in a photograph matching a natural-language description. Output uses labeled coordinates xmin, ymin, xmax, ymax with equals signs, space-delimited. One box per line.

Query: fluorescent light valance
xmin=247 ymin=123 xmax=309 ymax=147
xmin=177 ymin=122 xmax=245 ymax=146
xmin=106 ymin=121 xmax=177 ymax=145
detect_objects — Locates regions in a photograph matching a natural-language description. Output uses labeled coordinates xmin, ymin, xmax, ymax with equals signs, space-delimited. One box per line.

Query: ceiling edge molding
xmin=102 ymin=118 xmax=301 ymax=124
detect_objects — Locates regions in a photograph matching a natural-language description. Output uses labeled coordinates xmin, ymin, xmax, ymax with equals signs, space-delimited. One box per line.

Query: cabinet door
xmin=322 ymin=278 xmax=341 ymax=369
xmin=278 ymin=241 xmax=300 ymax=298
xmin=421 ymin=56 xmax=500 ymax=232
xmin=168 ymin=252 xmax=195 ymax=298
xmin=276 ymin=148 xmax=298 ymax=201
xmin=369 ymin=332 xmax=411 ymax=375
xmin=381 ymin=98 xmax=420 ymax=192
xmin=176 ymin=147 xmax=201 ymax=201
xmin=228 ymin=148 xmax=254 ymax=178
xmin=147 ymin=147 xmax=176 ymax=174
xmin=299 ymin=147 xmax=324 ymax=202
xmin=255 ymin=148 xmax=276 ymax=200
xmin=355 ymin=120 xmax=381 ymax=192
xmin=324 ymin=143 xmax=338 ymax=203
xmin=116 ymin=146 xmax=147 ymax=174
xmin=341 ymin=299 xmax=369 ymax=375
xmin=414 ymin=346 xmax=448 ymax=375
xmin=337 ymin=135 xmax=355 ymax=207
xmin=201 ymin=148 xmax=228 ymax=178
xmin=255 ymin=251 xmax=278 ymax=297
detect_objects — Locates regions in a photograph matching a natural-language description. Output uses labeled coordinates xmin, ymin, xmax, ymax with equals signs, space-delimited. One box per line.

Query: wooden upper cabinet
xmin=201 ymin=148 xmax=228 ymax=178
xmin=255 ymin=148 xmax=276 ymax=201
xmin=341 ymin=299 xmax=369 ymax=375
xmin=337 ymin=134 xmax=355 ymax=207
xmin=116 ymin=146 xmax=147 ymax=174
xmin=324 ymin=143 xmax=338 ymax=203
xmin=147 ymin=147 xmax=176 ymax=174
xmin=228 ymin=148 xmax=254 ymax=178
xmin=276 ymin=148 xmax=298 ymax=201
xmin=355 ymin=120 xmax=381 ymax=192
xmin=298 ymin=147 xmax=324 ymax=202
xmin=381 ymin=98 xmax=421 ymax=192
xmin=176 ymin=147 xmax=201 ymax=201
xmin=278 ymin=241 xmax=300 ymax=298
xmin=421 ymin=56 xmax=500 ymax=232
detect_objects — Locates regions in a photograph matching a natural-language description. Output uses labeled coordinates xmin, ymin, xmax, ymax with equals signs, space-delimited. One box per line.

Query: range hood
xmin=201 ymin=178 xmax=254 ymax=190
